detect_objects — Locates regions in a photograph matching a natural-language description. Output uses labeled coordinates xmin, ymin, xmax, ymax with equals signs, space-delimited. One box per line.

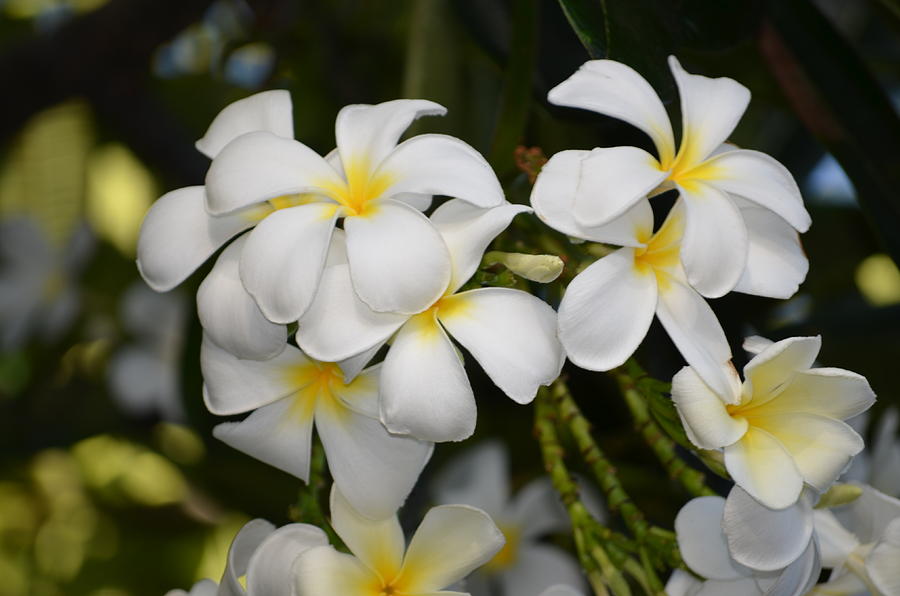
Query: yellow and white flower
xmin=547 ymin=57 xmax=811 ymax=299
xmin=672 ymin=336 xmax=875 ymax=509
xmin=201 ymin=338 xmax=432 ymax=520
xmin=294 ymin=486 xmax=505 ymax=596
xmin=295 ymin=200 xmax=566 ymax=443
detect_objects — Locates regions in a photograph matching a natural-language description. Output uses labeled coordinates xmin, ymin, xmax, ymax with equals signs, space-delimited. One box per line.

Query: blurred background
xmin=0 ymin=0 xmax=898 ymax=594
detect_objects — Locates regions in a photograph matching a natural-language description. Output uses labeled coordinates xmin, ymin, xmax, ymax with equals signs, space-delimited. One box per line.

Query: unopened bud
xmin=485 ymin=251 xmax=564 ymax=283
xmin=815 ymin=483 xmax=863 ymax=509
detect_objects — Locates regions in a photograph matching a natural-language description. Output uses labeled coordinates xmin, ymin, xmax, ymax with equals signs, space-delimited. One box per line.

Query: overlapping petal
xmin=671 ymin=366 xmax=748 ymax=449
xmin=499 ymin=544 xmax=585 ymax=596
xmin=431 ymin=440 xmax=510 ymax=517
xmin=761 ymin=367 xmax=876 ymax=420
xmin=724 ymin=427 xmax=804 ymax=509
xmin=195 ymin=90 xmax=294 ymax=159
xmin=218 ymin=519 xmax=276 ymax=596
xmin=294 ymin=546 xmax=375 ymax=596
xmin=742 ymin=336 xmax=821 ymax=401
xmin=330 ymin=486 xmax=405 ymax=578
xmin=675 ymin=496 xmax=744 ymax=581
xmin=245 ymin=524 xmax=329 ymax=596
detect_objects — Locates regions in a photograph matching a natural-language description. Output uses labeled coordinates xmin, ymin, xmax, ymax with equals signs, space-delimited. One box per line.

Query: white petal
xmin=293 ymin=546 xmax=377 ymax=596
xmin=732 ymin=200 xmax=808 ymax=299
xmin=742 ymin=336 xmax=821 ymax=402
xmin=573 ymin=147 xmax=667 ymax=227
xmin=431 ymin=440 xmax=510 ymax=518
xmin=430 ymin=199 xmax=531 ymax=293
xmin=558 ymin=248 xmax=657 ymax=371
xmin=724 ymin=428 xmax=803 ymax=510
xmin=722 ymin=486 xmax=813 ymax=572
xmin=400 ymin=505 xmax=505 ymax=592
xmin=205 ymin=131 xmax=342 ymax=215
xmin=336 ymin=347 xmax=379 ymax=385
xmin=213 ymin=397 xmax=315 ymax=481
xmin=500 ymin=544 xmax=585 ymax=596
xmin=195 ymin=90 xmax=294 ymax=159
xmin=548 ymin=60 xmax=676 ymax=165
xmin=107 ymin=347 xmax=180 ymax=419
xmin=137 ymin=186 xmax=253 ymax=291
xmin=753 ymin=413 xmax=864 ymax=491
xmin=669 ymin=56 xmax=750 ymax=167
xmin=245 ymin=523 xmax=329 ymax=596
xmin=813 ymin=509 xmax=858 ymax=568
xmin=376 ymin=134 xmax=504 ymax=208
xmin=837 ymin=485 xmax=900 ymax=544
xmin=197 ymin=236 xmax=286 ymax=361
xmin=239 ymin=203 xmax=338 ymax=324
xmin=761 ymin=367 xmax=876 ymax=421
xmin=540 ymin=586 xmax=585 ymax=596
xmin=693 ymin=578 xmax=761 ymax=596
xmin=700 ymin=149 xmax=811 ymax=232
xmin=438 ymin=288 xmax=564 ymax=404
xmin=380 ymin=314 xmax=476 ymax=442
xmin=676 ymin=496 xmax=747 ymax=581
xmin=765 ymin=538 xmax=820 ymax=596
xmin=868 ymin=517 xmax=900 ymax=596
xmin=530 ymin=150 xmax=651 ymax=246
xmin=671 ymin=366 xmax=748 ymax=450
xmin=167 ymin=579 xmax=217 ymax=596
xmin=509 ymin=477 xmax=571 ymax=540
xmin=344 ymin=199 xmax=451 ymax=314
xmin=329 ymin=485 xmax=405 ymax=577
xmin=393 ymin=192 xmax=433 ymax=211
xmin=200 ymin=338 xmax=307 ymax=415
xmin=871 ymin=408 xmax=900 ymax=496
xmin=295 ymin=263 xmax=407 ymax=363
xmin=742 ymin=335 xmax=773 ymax=356
xmin=676 ymin=183 xmax=747 ymax=298
xmin=335 ymin=99 xmax=446 ymax=168
xmin=315 ymin=402 xmax=433 ymax=520
xmin=219 ymin=519 xmax=275 ymax=596
xmin=665 ymin=570 xmax=703 ymax=596
xmin=656 ymin=278 xmax=739 ymax=400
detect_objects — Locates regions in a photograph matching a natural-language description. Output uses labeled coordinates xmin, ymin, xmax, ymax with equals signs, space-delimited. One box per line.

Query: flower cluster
xmin=142 ymin=56 xmax=880 ymax=596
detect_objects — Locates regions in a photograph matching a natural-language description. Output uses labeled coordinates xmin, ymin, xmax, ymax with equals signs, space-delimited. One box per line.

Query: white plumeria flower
xmin=165 ymin=518 xmax=328 ymax=596
xmin=431 ymin=442 xmax=585 ymax=596
xmin=547 ymin=57 xmax=811 ymax=299
xmin=204 ymin=97 xmax=505 ymax=322
xmin=201 ymin=338 xmax=432 ymax=520
xmin=672 ymin=486 xmax=821 ymax=596
xmin=138 ymin=90 xmax=295 ymax=360
xmin=845 ymin=408 xmax=900 ymax=498
xmin=295 ymin=200 xmax=566 ymax=442
xmin=672 ymin=335 xmax=875 ymax=509
xmin=294 ymin=485 xmax=506 ymax=596
xmin=0 ymin=217 xmax=92 ymax=351
xmin=812 ymin=485 xmax=900 ymax=596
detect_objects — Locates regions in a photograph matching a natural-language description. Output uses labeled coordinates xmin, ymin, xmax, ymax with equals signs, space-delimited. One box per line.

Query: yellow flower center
xmin=632 ymin=208 xmax=684 ymax=290
xmin=282 ymin=361 xmax=374 ymax=423
xmin=315 ymin=157 xmax=395 ymax=217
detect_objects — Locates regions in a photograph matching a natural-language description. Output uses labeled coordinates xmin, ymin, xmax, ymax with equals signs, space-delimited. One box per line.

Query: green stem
xmin=288 ymin=439 xmax=343 ymax=548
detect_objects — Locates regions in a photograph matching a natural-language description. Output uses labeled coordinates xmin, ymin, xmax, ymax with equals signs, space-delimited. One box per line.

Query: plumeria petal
xmin=380 ymin=312 xmax=476 ymax=442
xmin=500 ymin=544 xmax=585 ymax=596
xmin=548 ymin=60 xmax=676 ymax=164
xmin=219 ymin=519 xmax=275 ymax=596
xmin=700 ymin=149 xmax=810 ymax=232
xmin=166 ymin=579 xmax=218 ymax=596
xmin=656 ymin=277 xmax=739 ymax=401
xmin=763 ymin=538 xmax=820 ymax=596
xmin=431 ymin=440 xmax=510 ymax=518
xmin=197 ymin=236 xmax=286 ymax=361
xmin=137 ymin=186 xmax=254 ymax=291
xmin=664 ymin=570 xmax=703 ymax=596
xmin=722 ymin=486 xmax=814 ymax=572
xmin=315 ymin=400 xmax=433 ymax=520
xmin=676 ymin=183 xmax=747 ymax=298
xmin=296 ymin=263 xmax=407 ymax=363
xmin=239 ymin=203 xmax=339 ymax=324
xmin=724 ymin=427 xmax=804 ymax=509
xmin=400 ymin=505 xmax=505 ymax=593
xmin=732 ymin=200 xmax=808 ymax=299
xmin=330 ymin=486 xmax=405 ymax=578
xmin=752 ymin=413 xmax=863 ymax=491
xmin=335 ymin=99 xmax=446 ymax=168
xmin=558 ymin=248 xmax=658 ymax=371
xmin=376 ymin=134 xmax=504 ymax=208
xmin=509 ymin=477 xmax=571 ymax=540
xmin=540 ymin=586 xmax=585 ymax=596
xmin=675 ymin=496 xmax=745 ymax=581
xmin=694 ymin=578 xmax=761 ymax=596
xmin=438 ymin=288 xmax=564 ymax=404
xmin=294 ymin=546 xmax=376 ymax=596
xmin=195 ymin=90 xmax=294 ymax=159
xmin=669 ymin=56 xmax=750 ymax=167
xmin=868 ymin=517 xmax=900 ymax=596
xmin=205 ymin=131 xmax=343 ymax=215
xmin=671 ymin=366 xmax=748 ymax=449
xmin=245 ymin=524 xmax=329 ymax=596
xmin=573 ymin=147 xmax=668 ymax=227
xmin=742 ymin=336 xmax=821 ymax=402
xmin=430 ymin=200 xmax=531 ymax=293
xmin=344 ymin=199 xmax=451 ymax=314
xmin=200 ymin=337 xmax=305 ymax=415
xmin=760 ymin=367 xmax=876 ymax=420
xmin=336 ymin=347 xmax=380 ymax=386
xmin=530 ymin=150 xmax=651 ymax=246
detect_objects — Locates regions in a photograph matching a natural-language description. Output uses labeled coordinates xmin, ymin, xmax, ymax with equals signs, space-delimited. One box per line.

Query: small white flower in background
xmin=294 ymin=485 xmax=505 ymax=596
xmin=431 ymin=442 xmax=586 ymax=596
xmin=295 ymin=200 xmax=566 ymax=442
xmin=539 ymin=587 xmax=584 ymax=596
xmin=201 ymin=337 xmax=432 ymax=520
xmin=812 ymin=484 xmax=900 ymax=596
xmin=137 ymin=90 xmax=294 ymax=360
xmin=547 ymin=57 xmax=811 ymax=299
xmin=203 ymin=97 xmax=505 ymax=322
xmin=165 ymin=517 xmax=328 ymax=596
xmin=845 ymin=408 xmax=900 ymax=498
xmin=672 ymin=335 xmax=875 ymax=509
xmin=107 ymin=283 xmax=187 ymax=420
xmin=671 ymin=486 xmax=821 ymax=596
xmin=0 ymin=218 xmax=92 ymax=351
